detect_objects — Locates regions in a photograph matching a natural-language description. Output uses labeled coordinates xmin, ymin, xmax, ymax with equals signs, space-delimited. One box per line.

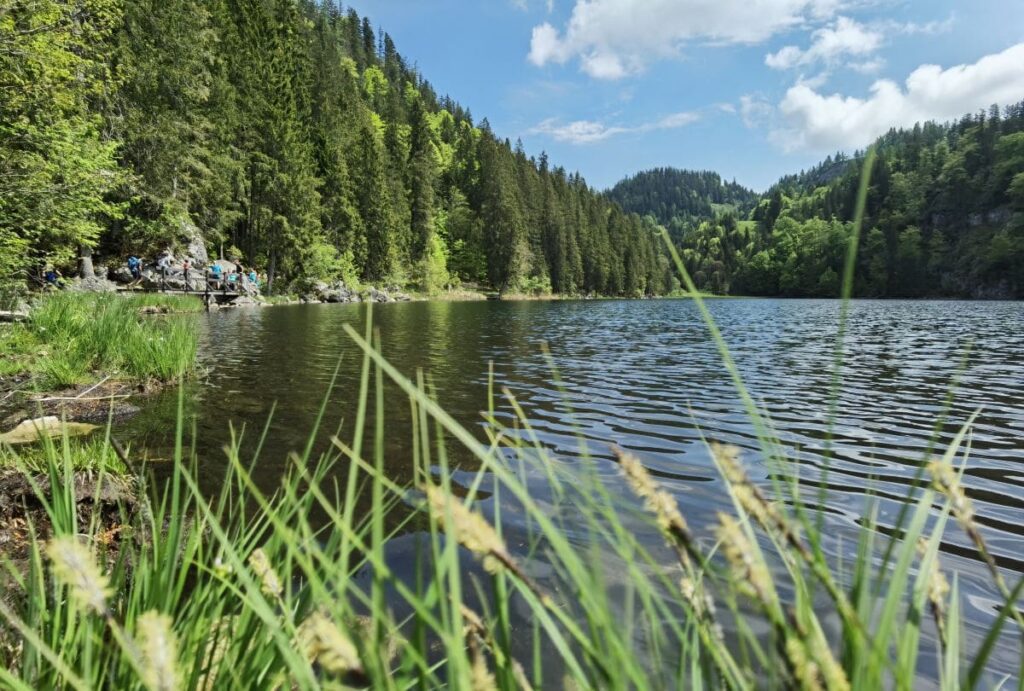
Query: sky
xmin=352 ymin=1 xmax=1024 ymax=192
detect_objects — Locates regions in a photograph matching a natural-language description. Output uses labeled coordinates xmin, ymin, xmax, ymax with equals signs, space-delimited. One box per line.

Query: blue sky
xmin=352 ymin=1 xmax=1024 ymax=191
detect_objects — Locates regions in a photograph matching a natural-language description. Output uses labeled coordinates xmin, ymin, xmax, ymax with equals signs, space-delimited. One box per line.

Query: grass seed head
xmin=928 ymin=460 xmax=976 ymax=526
xmin=716 ymin=513 xmax=772 ymax=605
xmin=470 ymin=648 xmax=497 ymax=691
xmin=247 ymin=548 xmax=282 ymax=599
xmin=46 ymin=537 xmax=111 ymax=616
xmin=785 ymin=638 xmax=824 ymax=691
xmin=297 ymin=611 xmax=362 ymax=676
xmin=618 ymin=450 xmax=691 ymax=540
xmin=137 ymin=611 xmax=179 ymax=691
xmin=424 ymin=485 xmax=505 ymax=558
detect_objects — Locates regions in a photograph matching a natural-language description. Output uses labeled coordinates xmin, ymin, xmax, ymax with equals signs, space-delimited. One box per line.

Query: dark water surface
xmin=124 ymin=298 xmax=1024 ymax=681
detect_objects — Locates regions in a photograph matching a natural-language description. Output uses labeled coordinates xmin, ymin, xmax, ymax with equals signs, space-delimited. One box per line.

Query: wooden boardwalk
xmin=120 ymin=269 xmax=251 ymax=310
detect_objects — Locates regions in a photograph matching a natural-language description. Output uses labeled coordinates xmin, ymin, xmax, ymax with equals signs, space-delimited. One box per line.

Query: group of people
xmin=125 ymin=251 xmax=263 ymax=294
xmin=39 ymin=251 xmax=265 ymax=294
xmin=207 ymin=261 xmax=262 ymax=293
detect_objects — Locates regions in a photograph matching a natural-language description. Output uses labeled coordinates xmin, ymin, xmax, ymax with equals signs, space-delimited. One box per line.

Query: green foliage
xmin=301 ymin=242 xmax=360 ymax=290
xmin=2 ymin=1 xmax=670 ymax=297
xmin=633 ymin=105 xmax=1024 ymax=297
xmin=418 ymin=232 xmax=450 ymax=295
xmin=0 ymin=0 xmax=124 ymax=279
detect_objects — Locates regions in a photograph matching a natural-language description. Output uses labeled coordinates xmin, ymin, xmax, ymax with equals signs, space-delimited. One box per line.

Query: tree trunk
xmin=268 ymin=248 xmax=277 ymax=294
xmin=78 ymin=244 xmax=95 ymax=279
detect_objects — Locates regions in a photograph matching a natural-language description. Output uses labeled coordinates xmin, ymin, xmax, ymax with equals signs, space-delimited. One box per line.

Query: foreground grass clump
xmin=0 ymin=435 xmax=127 ymax=475
xmin=1 ymin=292 xmax=200 ymax=388
xmin=0 ymin=308 xmax=1020 ymax=690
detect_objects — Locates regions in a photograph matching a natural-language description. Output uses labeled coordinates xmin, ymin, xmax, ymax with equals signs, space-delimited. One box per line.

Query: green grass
xmin=262 ymin=294 xmax=300 ymax=305
xmin=0 ymin=435 xmax=127 ymax=475
xmin=2 ymin=293 xmax=200 ymax=389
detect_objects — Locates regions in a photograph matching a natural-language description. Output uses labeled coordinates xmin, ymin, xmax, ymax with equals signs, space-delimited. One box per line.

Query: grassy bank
xmin=0 ymin=293 xmax=201 ymax=390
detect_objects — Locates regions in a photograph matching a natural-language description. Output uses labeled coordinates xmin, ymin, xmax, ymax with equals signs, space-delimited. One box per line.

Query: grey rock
xmin=366 ymin=287 xmax=392 ymax=303
xmin=141 ymin=273 xmax=206 ymax=293
xmin=110 ymin=266 xmax=135 ymax=284
xmin=311 ymin=280 xmax=355 ymax=303
xmin=66 ymin=276 xmax=117 ymax=293
xmin=180 ymin=220 xmax=209 ymax=267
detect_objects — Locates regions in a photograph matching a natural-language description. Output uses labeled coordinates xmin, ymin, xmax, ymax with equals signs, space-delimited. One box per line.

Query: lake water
xmin=123 ymin=298 xmax=1024 ymax=683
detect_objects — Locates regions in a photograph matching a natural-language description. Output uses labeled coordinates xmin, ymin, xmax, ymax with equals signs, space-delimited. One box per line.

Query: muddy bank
xmin=0 ymin=378 xmax=166 ymax=430
xmin=0 ymin=470 xmax=140 ymax=563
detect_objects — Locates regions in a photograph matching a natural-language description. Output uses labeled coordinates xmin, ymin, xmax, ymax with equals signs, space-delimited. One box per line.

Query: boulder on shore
xmin=109 ymin=266 xmax=136 ymax=284
xmin=181 ymin=219 xmax=210 ymax=268
xmin=66 ymin=275 xmax=118 ymax=293
xmin=0 ymin=310 xmax=28 ymax=323
xmin=0 ymin=417 xmax=100 ymax=445
xmin=141 ymin=271 xmax=206 ymax=293
xmin=303 ymin=280 xmax=358 ymax=303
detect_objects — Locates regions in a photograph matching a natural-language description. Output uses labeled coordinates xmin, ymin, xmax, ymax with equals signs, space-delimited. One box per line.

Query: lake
xmin=123 ymin=298 xmax=1024 ymax=683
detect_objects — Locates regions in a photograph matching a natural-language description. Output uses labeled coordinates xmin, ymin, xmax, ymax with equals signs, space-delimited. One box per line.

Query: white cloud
xmin=530 ymin=110 xmax=700 ymax=144
xmin=849 ymin=58 xmax=884 ymax=74
xmin=530 ymin=119 xmax=628 ymax=143
xmin=528 ymin=0 xmax=846 ymax=79
xmin=890 ymin=16 xmax=955 ymax=36
xmin=765 ymin=16 xmax=882 ymax=70
xmin=739 ymin=95 xmax=774 ymax=128
xmin=513 ymin=0 xmax=559 ymax=12
xmin=774 ymin=42 xmax=1024 ymax=151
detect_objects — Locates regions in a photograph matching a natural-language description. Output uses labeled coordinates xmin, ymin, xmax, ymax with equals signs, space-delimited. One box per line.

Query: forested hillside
xmin=0 ymin=0 xmax=672 ymax=297
xmin=607 ymin=169 xmax=759 ymax=235
xmin=666 ymin=105 xmax=1024 ymax=298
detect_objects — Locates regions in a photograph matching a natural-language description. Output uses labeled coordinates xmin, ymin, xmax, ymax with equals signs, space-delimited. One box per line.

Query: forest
xmin=607 ymin=168 xmax=759 ymax=238
xmin=4 ymin=0 xmax=1023 ymax=301
xmin=640 ymin=106 xmax=1024 ymax=298
xmin=0 ymin=0 xmax=673 ymax=298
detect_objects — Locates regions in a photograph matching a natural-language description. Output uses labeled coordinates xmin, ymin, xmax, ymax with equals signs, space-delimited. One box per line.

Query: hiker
xmin=208 ymin=263 xmax=223 ymax=288
xmin=248 ymin=269 xmax=258 ymax=287
xmin=156 ymin=251 xmax=173 ymax=273
xmin=127 ymin=255 xmax=142 ymax=281
xmin=43 ymin=267 xmax=64 ymax=289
